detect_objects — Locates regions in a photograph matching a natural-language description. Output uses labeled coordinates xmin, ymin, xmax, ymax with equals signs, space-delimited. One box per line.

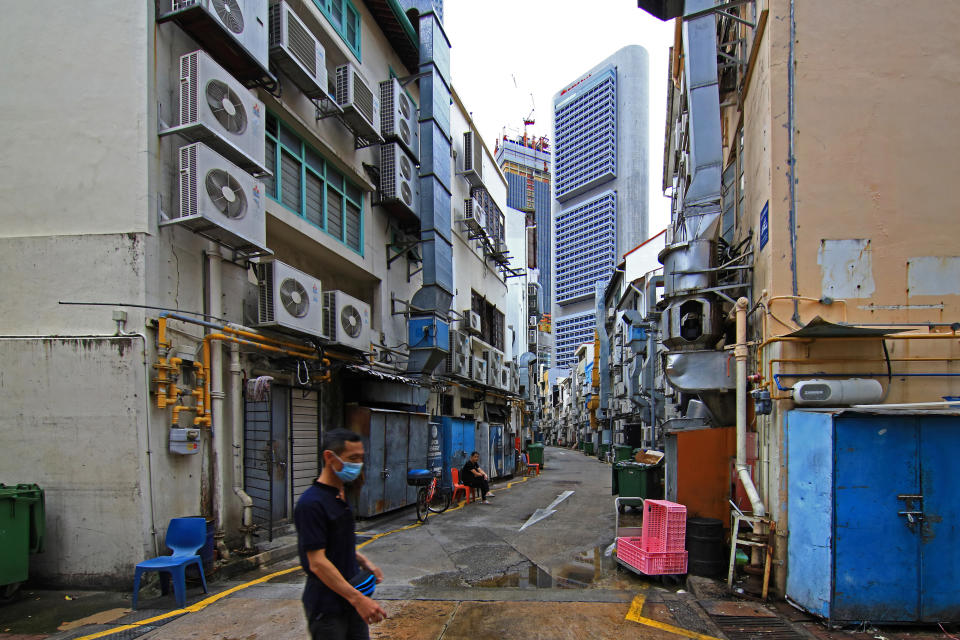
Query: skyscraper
xmin=552 ymin=45 xmax=650 ymax=371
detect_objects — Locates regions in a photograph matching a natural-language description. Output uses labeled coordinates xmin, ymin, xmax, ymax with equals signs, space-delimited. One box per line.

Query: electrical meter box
xmin=170 ymin=428 xmax=201 ymax=455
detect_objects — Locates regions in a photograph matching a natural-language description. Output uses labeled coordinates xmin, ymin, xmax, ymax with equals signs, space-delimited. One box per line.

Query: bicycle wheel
xmin=415 ymin=486 xmax=429 ymax=522
xmin=427 ymin=486 xmax=452 ymax=513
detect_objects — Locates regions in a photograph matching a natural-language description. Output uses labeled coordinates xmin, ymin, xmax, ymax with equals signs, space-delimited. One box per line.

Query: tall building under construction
xmin=496 ymin=133 xmax=552 ymax=366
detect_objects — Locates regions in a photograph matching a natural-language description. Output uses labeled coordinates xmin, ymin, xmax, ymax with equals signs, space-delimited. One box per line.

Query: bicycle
xmin=408 ymin=469 xmax=451 ymax=523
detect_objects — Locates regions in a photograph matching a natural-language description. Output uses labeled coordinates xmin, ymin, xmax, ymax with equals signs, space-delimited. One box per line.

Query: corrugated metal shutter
xmin=291 ymin=390 xmax=320 ymax=504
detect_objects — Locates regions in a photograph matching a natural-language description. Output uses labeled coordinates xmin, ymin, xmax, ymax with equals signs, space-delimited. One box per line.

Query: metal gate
xmin=244 ymin=385 xmax=321 ymax=540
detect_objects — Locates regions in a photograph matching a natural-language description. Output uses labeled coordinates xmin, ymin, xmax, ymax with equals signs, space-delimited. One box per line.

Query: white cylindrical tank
xmin=792 ymin=378 xmax=884 ymax=406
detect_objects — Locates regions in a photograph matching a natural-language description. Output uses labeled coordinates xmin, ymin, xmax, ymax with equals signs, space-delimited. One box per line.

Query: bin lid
xmin=528 ymin=443 xmax=544 ymax=449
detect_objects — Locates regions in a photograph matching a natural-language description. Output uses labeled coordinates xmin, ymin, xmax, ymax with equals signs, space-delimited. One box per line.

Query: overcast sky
xmin=444 ymin=0 xmax=676 ymax=235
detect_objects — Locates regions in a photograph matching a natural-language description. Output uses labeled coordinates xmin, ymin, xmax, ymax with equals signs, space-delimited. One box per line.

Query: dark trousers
xmin=465 ymin=475 xmax=490 ymax=500
xmin=306 ymin=606 xmax=369 ymax=640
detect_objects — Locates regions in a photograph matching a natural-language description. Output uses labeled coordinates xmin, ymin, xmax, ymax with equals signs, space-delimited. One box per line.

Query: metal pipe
xmin=229 ymin=342 xmax=254 ymax=552
xmin=207 ymin=244 xmax=230 ymax=561
xmin=787 ymin=0 xmax=800 ymax=325
xmin=734 ymin=297 xmax=765 ymax=516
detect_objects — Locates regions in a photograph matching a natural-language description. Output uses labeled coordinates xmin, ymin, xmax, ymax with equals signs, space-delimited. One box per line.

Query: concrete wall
xmin=720 ymin=0 xmax=960 ymax=594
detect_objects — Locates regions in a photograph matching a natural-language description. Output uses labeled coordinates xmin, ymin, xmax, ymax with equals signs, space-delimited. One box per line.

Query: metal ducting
xmin=406 ymin=10 xmax=453 ymax=375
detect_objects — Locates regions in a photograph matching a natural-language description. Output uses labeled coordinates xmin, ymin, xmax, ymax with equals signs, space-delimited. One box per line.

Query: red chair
xmin=450 ymin=468 xmax=478 ymax=503
xmin=521 ymin=453 xmax=540 ymax=476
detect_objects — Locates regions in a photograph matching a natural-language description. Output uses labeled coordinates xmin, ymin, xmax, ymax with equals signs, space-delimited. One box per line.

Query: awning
xmin=343 ymin=364 xmax=425 ymax=386
xmin=786 ymin=316 xmax=910 ymax=338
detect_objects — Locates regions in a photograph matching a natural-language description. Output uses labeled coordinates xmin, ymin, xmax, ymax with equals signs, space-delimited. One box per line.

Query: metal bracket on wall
xmin=386 ymin=237 xmax=423 ymax=282
xmin=390 ymin=294 xmax=430 ymax=318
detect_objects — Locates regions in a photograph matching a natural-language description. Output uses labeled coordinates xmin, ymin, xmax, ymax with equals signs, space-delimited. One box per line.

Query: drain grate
xmin=710 ymin=616 xmax=807 ymax=640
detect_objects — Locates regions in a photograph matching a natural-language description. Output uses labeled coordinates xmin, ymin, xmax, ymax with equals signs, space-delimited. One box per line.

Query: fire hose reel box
xmin=170 ymin=428 xmax=201 ymax=455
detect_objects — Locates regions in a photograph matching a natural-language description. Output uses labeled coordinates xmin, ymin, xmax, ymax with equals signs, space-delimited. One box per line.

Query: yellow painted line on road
xmin=75 ymin=473 xmax=540 ymax=640
xmin=624 ymin=593 xmax=723 ymax=640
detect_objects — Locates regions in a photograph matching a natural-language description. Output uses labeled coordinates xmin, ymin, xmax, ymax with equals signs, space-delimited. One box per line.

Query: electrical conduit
xmin=229 ymin=341 xmax=255 ymax=552
xmin=207 ymin=244 xmax=230 ymax=561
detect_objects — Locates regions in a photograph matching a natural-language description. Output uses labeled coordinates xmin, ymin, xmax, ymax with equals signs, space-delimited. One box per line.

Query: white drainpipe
xmin=207 ymin=243 xmax=231 ymax=560
xmin=734 ymin=297 xmax=766 ymax=517
xmin=230 ymin=341 xmax=255 ymax=551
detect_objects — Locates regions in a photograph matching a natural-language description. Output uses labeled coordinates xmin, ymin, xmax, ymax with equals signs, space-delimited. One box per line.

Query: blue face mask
xmin=333 ymin=453 xmax=363 ymax=483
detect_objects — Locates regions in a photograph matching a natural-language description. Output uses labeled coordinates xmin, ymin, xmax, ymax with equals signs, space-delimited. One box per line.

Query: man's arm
xmin=355 ymin=551 xmax=384 ymax=583
xmin=305 ymin=549 xmax=387 ymax=622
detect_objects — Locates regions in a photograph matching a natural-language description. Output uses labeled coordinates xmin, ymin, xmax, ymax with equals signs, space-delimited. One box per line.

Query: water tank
xmin=792 ymin=379 xmax=883 ymax=406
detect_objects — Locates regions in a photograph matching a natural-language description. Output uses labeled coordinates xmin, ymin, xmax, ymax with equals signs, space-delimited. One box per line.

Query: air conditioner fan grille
xmin=204 ymin=169 xmax=248 ymax=219
xmin=206 ymin=80 xmax=247 ymax=134
xmin=279 ymin=277 xmax=310 ymax=318
xmin=212 ymin=0 xmax=244 ymax=33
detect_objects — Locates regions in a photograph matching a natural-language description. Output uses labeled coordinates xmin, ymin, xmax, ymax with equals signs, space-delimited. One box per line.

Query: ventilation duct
xmin=406 ymin=9 xmax=454 ymax=375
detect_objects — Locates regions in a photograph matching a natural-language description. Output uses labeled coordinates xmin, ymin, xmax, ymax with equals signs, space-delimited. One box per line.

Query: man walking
xmin=461 ymin=451 xmax=494 ymax=504
xmin=295 ymin=429 xmax=387 ymax=639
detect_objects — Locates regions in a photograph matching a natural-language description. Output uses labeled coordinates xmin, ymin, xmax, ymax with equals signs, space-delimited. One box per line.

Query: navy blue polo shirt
xmin=294 ymin=480 xmax=359 ymax=614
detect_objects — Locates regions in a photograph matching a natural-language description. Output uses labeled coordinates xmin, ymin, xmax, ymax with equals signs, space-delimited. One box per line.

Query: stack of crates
xmin=617 ymin=499 xmax=688 ymax=575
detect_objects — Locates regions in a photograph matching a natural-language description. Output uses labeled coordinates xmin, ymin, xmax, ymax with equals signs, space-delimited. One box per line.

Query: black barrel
xmin=686 ymin=517 xmax=726 ymax=578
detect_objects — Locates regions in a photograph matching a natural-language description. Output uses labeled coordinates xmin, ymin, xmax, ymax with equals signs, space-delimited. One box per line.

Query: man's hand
xmin=350 ymin=593 xmax=388 ymax=625
xmin=356 ymin=552 xmax=384 ymax=584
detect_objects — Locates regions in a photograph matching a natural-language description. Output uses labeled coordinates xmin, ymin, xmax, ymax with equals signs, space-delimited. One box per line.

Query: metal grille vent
xmin=258 ymin=262 xmax=275 ymax=323
xmin=399 ymin=155 xmax=413 ymax=181
xmin=351 ymin=70 xmax=374 ymax=124
xmin=180 ymin=52 xmax=199 ymax=125
xmin=205 ymin=80 xmax=247 ymax=133
xmin=280 ymin=277 xmax=309 ymax=318
xmin=380 ymin=81 xmax=395 ymax=135
xmin=284 ymin=8 xmax=316 ymax=75
xmin=180 ymin=145 xmax=198 ymax=219
xmin=174 ymin=0 xmax=200 ymax=10
xmin=463 ymin=131 xmax=474 ymax=171
xmin=380 ymin=145 xmax=397 ymax=199
xmin=399 ymin=120 xmax=411 ymax=146
xmin=322 ymin=292 xmax=336 ymax=339
xmin=204 ymin=169 xmax=247 ymax=219
xmin=334 ymin=65 xmax=351 ymax=108
xmin=268 ymin=3 xmax=282 ymax=46
xmin=398 ymin=93 xmax=411 ymax=119
xmin=212 ymin=0 xmax=244 ymax=33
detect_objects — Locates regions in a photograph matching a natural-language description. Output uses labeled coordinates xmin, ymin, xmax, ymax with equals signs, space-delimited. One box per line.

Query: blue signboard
xmin=759 ymin=201 xmax=769 ymax=250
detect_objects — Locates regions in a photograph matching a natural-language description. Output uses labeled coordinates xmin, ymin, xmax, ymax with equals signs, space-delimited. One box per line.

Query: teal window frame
xmin=265 ymin=112 xmax=365 ymax=255
xmin=312 ymin=0 xmax=362 ymax=60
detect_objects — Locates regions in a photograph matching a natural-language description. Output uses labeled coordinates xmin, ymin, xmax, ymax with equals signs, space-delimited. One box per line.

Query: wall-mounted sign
xmin=759 ymin=201 xmax=769 ymax=250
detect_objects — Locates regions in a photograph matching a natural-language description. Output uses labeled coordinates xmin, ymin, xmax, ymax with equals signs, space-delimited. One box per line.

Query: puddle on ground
xmin=468 ymin=546 xmax=628 ymax=590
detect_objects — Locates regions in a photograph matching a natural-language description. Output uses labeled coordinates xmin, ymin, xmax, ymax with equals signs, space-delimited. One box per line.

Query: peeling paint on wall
xmin=907 ymin=256 xmax=960 ymax=297
xmin=817 ymin=239 xmax=876 ymax=299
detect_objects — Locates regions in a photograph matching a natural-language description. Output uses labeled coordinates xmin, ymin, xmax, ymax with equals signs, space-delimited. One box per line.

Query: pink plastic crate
xmin=641 ymin=499 xmax=687 ymax=552
xmin=616 ymin=537 xmax=688 ymax=575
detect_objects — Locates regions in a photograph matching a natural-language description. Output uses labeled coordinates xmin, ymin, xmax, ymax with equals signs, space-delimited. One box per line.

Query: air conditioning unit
xmin=499 ymin=365 xmax=510 ymax=391
xmin=157 ymin=0 xmax=270 ymax=83
xmin=461 ymin=310 xmax=482 ymax=335
xmin=162 ymin=50 xmax=268 ymax=175
xmin=323 ymin=291 xmax=373 ymax=352
xmin=380 ymin=78 xmax=418 ymax=161
xmin=254 ymin=259 xmax=323 ymax=337
xmin=487 ymin=349 xmax=504 ymax=383
xmin=529 ymin=315 xmax=539 ymax=327
xmin=376 ymin=143 xmax=418 ymax=221
xmin=459 ymin=130 xmax=484 ymax=187
xmin=166 ymin=142 xmax=268 ymax=253
xmin=268 ymin=1 xmax=327 ymax=99
xmin=445 ymin=330 xmax=471 ymax=378
xmin=462 ymin=197 xmax=486 ymax=234
xmin=510 ymin=362 xmax=520 ymax=395
xmin=334 ymin=63 xmax=383 ymax=143
xmin=471 ymin=357 xmax=488 ymax=385
xmin=528 ymin=329 xmax=537 ymax=345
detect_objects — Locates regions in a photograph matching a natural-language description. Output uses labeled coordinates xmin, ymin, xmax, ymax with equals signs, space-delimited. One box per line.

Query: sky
xmin=443 ymin=0 xmax=676 ymax=235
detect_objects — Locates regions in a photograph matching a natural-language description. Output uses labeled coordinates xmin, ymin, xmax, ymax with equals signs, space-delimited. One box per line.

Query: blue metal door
xmin=834 ymin=416 xmax=919 ymax=622
xmin=919 ymin=416 xmax=960 ymax=621
xmin=441 ymin=418 xmax=475 ymax=489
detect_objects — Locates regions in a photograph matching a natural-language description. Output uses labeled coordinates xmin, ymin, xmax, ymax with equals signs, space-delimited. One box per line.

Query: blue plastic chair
xmin=132 ymin=517 xmax=208 ymax=609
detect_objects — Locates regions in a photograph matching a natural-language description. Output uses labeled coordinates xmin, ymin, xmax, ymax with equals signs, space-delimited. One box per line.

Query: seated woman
xmin=461 ymin=451 xmax=494 ymax=504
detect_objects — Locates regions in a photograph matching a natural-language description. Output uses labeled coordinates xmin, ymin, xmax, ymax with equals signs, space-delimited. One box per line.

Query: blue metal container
xmin=786 ymin=410 xmax=960 ymax=623
xmin=440 ymin=417 xmax=475 ymax=489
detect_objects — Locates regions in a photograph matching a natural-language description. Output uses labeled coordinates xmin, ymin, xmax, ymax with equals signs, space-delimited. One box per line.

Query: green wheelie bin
xmin=613 ymin=461 xmax=664 ymax=511
xmin=598 ymin=443 xmax=610 ymax=460
xmin=583 ymin=441 xmax=595 ymax=456
xmin=614 ymin=444 xmax=633 ymax=462
xmin=0 ymin=484 xmax=45 ymax=597
xmin=527 ymin=443 xmax=545 ymax=469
